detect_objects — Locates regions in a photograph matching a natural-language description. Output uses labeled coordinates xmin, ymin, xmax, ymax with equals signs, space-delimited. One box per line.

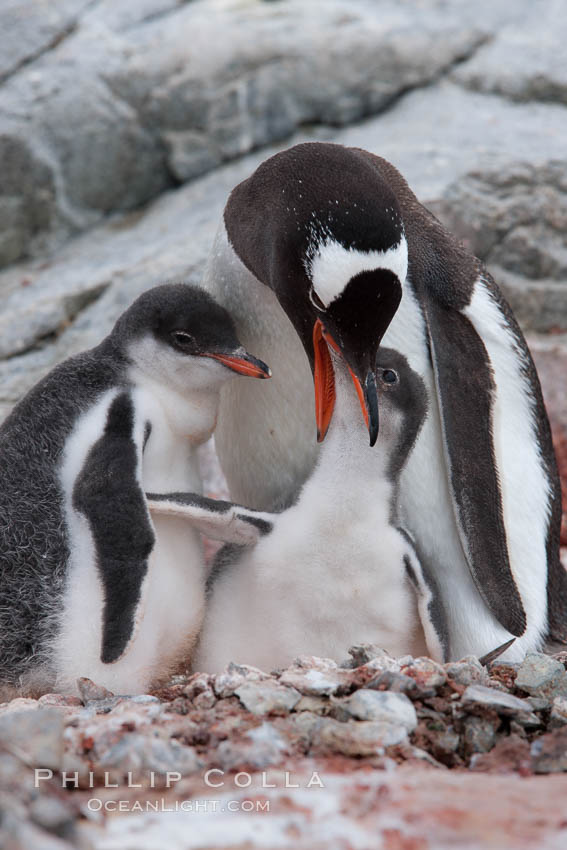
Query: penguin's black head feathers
xmin=224 ymin=142 xmax=408 ymax=442
xmin=110 ymin=283 xmax=271 ymax=381
xmin=112 ymin=283 xmax=242 ymax=356
xmin=224 ymin=142 xmax=406 ymax=365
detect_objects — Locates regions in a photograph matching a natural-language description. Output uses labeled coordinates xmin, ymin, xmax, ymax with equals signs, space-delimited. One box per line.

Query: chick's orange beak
xmin=207 ymin=351 xmax=272 ymax=379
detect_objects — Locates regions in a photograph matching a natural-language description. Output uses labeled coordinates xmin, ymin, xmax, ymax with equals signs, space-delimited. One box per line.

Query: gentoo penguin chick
xmin=202 ymin=141 xmax=566 ymax=662
xmin=0 ymin=283 xmax=270 ymax=699
xmin=152 ymin=349 xmax=447 ymax=671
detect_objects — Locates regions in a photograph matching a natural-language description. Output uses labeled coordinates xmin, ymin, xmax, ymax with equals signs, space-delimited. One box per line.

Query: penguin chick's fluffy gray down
xmin=149 ymin=348 xmax=449 ymax=673
xmin=0 ymin=283 xmax=270 ymax=699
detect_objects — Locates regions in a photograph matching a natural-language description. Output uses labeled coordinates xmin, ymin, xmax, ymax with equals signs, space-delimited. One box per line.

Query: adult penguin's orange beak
xmin=312 ymin=318 xmax=379 ymax=445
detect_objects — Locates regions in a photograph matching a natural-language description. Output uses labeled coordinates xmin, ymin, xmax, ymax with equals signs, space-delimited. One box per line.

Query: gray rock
xmin=125 ymin=694 xmax=161 ymax=705
xmin=37 ymin=694 xmax=82 ymax=708
xmin=213 ymin=661 xmax=269 ymax=699
xmin=105 ymin=696 xmax=162 ymax=724
xmin=0 ymin=262 xmax=110 ymax=358
xmin=192 ymin=688 xmax=216 ymax=710
xmin=531 ymin=729 xmax=567 ymax=774
xmin=348 ymin=644 xmax=392 ymax=667
xmin=28 ymin=796 xmax=75 ymax=832
xmin=84 ymin=0 xmax=186 ymax=33
xmin=76 ymin=677 xmax=115 ymax=702
xmin=336 ymin=81 xmax=567 ymax=201
xmin=445 ymin=658 xmax=488 ymax=687
xmin=279 ymin=658 xmax=350 ymax=696
xmin=290 ymin=710 xmax=323 ymax=745
xmin=434 ymin=160 xmax=567 ymax=270
xmin=235 ymin=681 xmax=301 ymax=715
xmin=83 ymin=696 xmax=125 ymax=714
xmin=337 ymin=689 xmax=418 ymax=732
xmin=401 ymin=658 xmax=447 ymax=691
xmin=365 ymin=670 xmax=418 ymax=697
xmin=0 ymin=697 xmax=39 ymax=715
xmin=527 ymin=696 xmax=551 ymax=712
xmin=98 ymin=733 xmax=201 ymax=775
xmin=462 ymin=716 xmax=497 ymax=755
xmin=461 ymin=684 xmax=535 ymax=717
xmin=498 ymin=272 xmax=567 ymax=334
xmin=431 ymin=160 xmax=567 ymax=332
xmin=183 ymin=673 xmax=216 ymax=709
xmin=0 ymin=0 xmax=491 ymax=267
xmin=216 ymin=721 xmax=287 ymax=771
xmin=315 ymin=718 xmax=408 ymax=756
xmin=452 ymin=0 xmax=567 ymax=107
xmin=434 ymin=727 xmax=461 ymax=758
xmin=0 ymin=0 xmax=91 ymax=82
xmin=0 ymin=708 xmax=64 ymax=770
xmin=550 ymin=696 xmax=567 ymax=728
xmin=0 ymin=125 xmax=58 ymax=267
xmin=0 ymin=813 xmax=77 ymax=850
xmin=163 ymin=130 xmax=222 ymax=182
xmin=515 ymin=653 xmax=567 ymax=699
xmin=5 ymin=53 xmax=567 ymax=415
xmin=294 ymin=695 xmax=330 ymax=715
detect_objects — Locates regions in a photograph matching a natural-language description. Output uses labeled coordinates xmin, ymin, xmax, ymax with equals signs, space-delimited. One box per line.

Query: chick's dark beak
xmin=364 ymin=370 xmax=379 ymax=446
xmin=206 ymin=348 xmax=272 ymax=379
xmin=345 ymin=359 xmax=379 ymax=446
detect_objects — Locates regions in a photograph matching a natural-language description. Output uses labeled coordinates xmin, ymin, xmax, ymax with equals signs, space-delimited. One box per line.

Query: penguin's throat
xmin=130 ymin=368 xmax=220 ymax=442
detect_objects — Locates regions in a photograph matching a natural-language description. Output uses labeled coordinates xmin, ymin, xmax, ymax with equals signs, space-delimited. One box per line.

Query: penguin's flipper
xmin=423 ymin=296 xmax=527 ymax=637
xmin=401 ymin=534 xmax=449 ymax=662
xmin=146 ymin=492 xmax=275 ymax=545
xmin=73 ymin=393 xmax=155 ymax=665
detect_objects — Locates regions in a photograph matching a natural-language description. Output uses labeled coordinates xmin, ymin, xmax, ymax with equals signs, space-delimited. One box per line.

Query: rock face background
xmin=2 ymin=0 xmax=567 ymax=847
xmin=2 ymin=0 xmax=567 ymax=410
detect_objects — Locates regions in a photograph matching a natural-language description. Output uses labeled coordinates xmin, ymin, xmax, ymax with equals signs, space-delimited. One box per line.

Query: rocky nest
xmin=2 ymin=647 xmax=567 ymax=848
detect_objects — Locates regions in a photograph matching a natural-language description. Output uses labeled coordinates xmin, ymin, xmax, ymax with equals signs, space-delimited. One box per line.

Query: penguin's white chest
xmin=141 ymin=513 xmax=205 ymax=673
xmin=197 ymin=500 xmax=419 ymax=672
xmin=136 ymin=403 xmax=207 ymax=679
xmin=55 ymin=390 xmax=207 ymax=695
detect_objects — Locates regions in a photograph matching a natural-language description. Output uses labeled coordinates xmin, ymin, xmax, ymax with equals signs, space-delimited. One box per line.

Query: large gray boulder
xmin=0 ymin=0 xmax=91 ymax=81
xmin=3 ymin=73 xmax=567 ymax=417
xmin=453 ymin=0 xmax=567 ymax=106
xmin=1 ymin=0 xmax=567 ymax=418
xmin=0 ymin=0 xmax=491 ymax=267
xmin=431 ymin=160 xmax=567 ymax=331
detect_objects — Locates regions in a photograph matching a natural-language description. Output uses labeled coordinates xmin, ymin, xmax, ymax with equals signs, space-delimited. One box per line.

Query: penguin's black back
xmin=0 ymin=341 xmax=126 ymax=689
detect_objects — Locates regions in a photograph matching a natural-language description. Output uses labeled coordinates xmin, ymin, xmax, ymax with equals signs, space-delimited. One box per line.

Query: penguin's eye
xmin=171 ymin=331 xmax=195 ymax=350
xmin=382 ymin=369 xmax=398 ymax=384
xmin=309 ymin=286 xmax=326 ymax=312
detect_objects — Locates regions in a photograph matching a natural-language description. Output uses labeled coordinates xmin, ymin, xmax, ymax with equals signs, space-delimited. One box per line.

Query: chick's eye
xmin=309 ymin=286 xmax=326 ymax=312
xmin=171 ymin=331 xmax=194 ymax=348
xmin=382 ymin=369 xmax=398 ymax=384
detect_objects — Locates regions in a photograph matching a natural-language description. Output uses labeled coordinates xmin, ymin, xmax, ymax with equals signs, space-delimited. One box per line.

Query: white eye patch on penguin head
xmin=305 ymin=236 xmax=408 ymax=312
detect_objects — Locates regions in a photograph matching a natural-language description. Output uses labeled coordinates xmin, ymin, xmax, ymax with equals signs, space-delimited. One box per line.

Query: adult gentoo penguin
xmin=0 ymin=283 xmax=270 ymax=698
xmin=156 ymin=348 xmax=447 ymax=672
xmin=201 ymin=141 xmax=567 ymax=662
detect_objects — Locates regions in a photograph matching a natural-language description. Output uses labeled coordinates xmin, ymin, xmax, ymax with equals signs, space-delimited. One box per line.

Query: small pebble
xmin=235 ymin=681 xmax=301 ymax=715
xmin=77 ymin=678 xmax=115 ymax=702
